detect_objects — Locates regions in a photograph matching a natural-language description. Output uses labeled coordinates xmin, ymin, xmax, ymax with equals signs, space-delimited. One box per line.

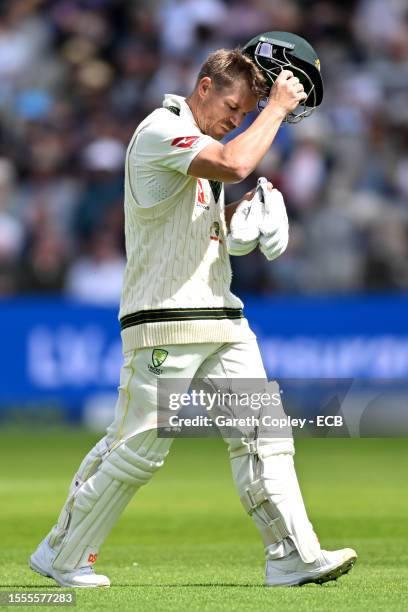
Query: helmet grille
xmin=253 ymin=41 xmax=317 ymax=124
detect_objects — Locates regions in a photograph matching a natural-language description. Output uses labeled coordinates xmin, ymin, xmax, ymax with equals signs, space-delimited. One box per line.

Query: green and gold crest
xmin=152 ymin=349 xmax=168 ymax=368
xmin=210 ymin=222 xmax=220 ymax=237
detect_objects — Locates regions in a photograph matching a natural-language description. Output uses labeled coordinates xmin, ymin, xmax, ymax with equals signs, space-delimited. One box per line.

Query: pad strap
xmin=229 ymin=440 xmax=257 ymax=459
xmin=240 ymin=478 xmax=290 ymax=543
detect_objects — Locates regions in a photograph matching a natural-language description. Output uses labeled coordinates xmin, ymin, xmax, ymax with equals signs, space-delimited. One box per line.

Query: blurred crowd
xmin=0 ymin=0 xmax=407 ymax=303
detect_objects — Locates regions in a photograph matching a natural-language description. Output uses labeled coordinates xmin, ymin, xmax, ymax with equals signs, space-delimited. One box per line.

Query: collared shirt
xmin=128 ymin=94 xmax=216 ymax=209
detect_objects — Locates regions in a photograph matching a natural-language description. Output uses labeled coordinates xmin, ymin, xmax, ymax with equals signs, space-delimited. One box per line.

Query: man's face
xmin=197 ymin=77 xmax=258 ymax=140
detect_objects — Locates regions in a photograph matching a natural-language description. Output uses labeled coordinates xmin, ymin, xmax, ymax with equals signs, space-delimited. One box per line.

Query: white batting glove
xmin=226 ymin=177 xmax=289 ymax=260
xmin=226 ymin=191 xmax=262 ymax=256
xmin=257 ymin=177 xmax=289 ymax=261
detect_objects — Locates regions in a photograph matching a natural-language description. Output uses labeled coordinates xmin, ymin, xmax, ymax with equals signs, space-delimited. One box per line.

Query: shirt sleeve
xmin=135 ymin=111 xmax=215 ymax=176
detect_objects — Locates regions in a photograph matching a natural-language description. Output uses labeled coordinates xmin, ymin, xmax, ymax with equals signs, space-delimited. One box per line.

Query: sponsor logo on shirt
xmin=196 ymin=178 xmax=210 ymax=210
xmin=171 ymin=136 xmax=199 ymax=148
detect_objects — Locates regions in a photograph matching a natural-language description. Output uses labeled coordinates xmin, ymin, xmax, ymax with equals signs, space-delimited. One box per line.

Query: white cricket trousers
xmin=106 ymin=338 xmax=287 ymax=446
xmin=47 ymin=338 xmax=319 ymax=571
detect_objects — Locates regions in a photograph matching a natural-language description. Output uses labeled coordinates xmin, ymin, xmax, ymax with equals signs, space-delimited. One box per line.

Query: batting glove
xmin=257 ymin=177 xmax=289 ymax=261
xmin=226 ymin=190 xmax=262 ymax=256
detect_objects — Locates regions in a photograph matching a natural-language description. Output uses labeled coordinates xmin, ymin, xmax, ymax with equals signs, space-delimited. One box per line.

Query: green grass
xmin=0 ymin=431 xmax=407 ymax=611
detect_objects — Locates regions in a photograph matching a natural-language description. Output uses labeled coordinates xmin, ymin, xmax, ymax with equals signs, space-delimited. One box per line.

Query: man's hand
xmin=225 ymin=182 xmax=273 ymax=227
xmin=267 ymin=70 xmax=307 ymax=119
xmin=226 ymin=178 xmax=289 ymax=259
xmin=241 ymin=181 xmax=273 ymax=202
xmin=257 ymin=182 xmax=289 ymax=261
xmin=226 ymin=189 xmax=262 ymax=256
xmin=227 ymin=176 xmax=289 ymax=261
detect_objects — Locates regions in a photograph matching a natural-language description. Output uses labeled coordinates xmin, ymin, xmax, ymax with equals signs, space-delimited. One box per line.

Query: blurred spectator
xmin=158 ymin=0 xmax=227 ymax=56
xmin=0 ymin=159 xmax=23 ymax=253
xmin=65 ymin=229 xmax=125 ymax=305
xmin=0 ymin=158 xmax=24 ymax=294
xmin=18 ymin=226 xmax=69 ymax=293
xmin=72 ymin=136 xmax=125 ymax=240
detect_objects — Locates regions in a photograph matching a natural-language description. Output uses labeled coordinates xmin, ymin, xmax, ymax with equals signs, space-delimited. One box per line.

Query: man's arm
xmin=188 ymin=70 xmax=306 ymax=183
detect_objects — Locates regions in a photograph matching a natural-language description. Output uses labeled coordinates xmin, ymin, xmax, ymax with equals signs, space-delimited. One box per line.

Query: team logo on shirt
xmin=171 ymin=136 xmax=199 ymax=148
xmin=210 ymin=221 xmax=223 ymax=244
xmin=148 ymin=348 xmax=169 ymax=375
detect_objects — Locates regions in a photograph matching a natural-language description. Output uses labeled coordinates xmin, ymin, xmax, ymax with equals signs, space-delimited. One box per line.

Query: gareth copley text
xmin=166 ymin=415 xmax=344 ymax=429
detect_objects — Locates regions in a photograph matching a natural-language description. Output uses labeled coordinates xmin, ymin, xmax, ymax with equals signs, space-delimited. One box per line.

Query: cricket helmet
xmin=242 ymin=31 xmax=323 ymax=123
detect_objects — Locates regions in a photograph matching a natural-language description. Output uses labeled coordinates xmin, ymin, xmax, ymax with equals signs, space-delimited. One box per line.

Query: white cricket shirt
xmin=119 ymin=94 xmax=254 ymax=351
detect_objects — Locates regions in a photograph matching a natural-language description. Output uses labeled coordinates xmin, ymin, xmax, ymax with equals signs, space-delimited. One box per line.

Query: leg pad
xmin=50 ymin=431 xmax=171 ymax=571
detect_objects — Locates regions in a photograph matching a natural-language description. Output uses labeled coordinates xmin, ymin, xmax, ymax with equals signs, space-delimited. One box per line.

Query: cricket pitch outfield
xmin=0 ymin=430 xmax=407 ymax=611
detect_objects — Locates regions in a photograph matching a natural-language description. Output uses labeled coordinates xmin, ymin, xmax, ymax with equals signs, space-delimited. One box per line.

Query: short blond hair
xmin=196 ymin=49 xmax=268 ymax=100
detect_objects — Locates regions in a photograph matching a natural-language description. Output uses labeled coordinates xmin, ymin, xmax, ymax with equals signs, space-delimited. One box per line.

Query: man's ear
xmin=198 ymin=76 xmax=212 ymax=99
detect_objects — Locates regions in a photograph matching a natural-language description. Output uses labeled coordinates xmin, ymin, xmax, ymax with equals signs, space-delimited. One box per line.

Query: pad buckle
xmin=240 ymin=479 xmax=290 ymax=543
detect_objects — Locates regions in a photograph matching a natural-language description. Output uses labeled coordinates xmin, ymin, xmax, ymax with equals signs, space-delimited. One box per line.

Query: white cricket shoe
xmin=30 ymin=538 xmax=110 ymax=588
xmin=265 ymin=547 xmax=357 ymax=587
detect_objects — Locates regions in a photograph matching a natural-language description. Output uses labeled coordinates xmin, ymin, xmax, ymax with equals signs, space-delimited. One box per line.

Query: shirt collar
xmin=162 ymin=94 xmax=199 ymax=128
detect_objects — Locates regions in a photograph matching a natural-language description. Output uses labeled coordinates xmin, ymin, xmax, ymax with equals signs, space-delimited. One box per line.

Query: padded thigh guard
xmin=51 ymin=431 xmax=171 ymax=571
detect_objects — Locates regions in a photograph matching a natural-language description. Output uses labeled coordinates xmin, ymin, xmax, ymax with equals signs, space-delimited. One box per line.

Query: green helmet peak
xmin=242 ymin=31 xmax=324 ymax=123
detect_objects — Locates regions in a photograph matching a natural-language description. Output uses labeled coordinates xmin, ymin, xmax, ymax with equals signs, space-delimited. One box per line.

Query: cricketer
xmin=30 ymin=31 xmax=357 ymax=588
